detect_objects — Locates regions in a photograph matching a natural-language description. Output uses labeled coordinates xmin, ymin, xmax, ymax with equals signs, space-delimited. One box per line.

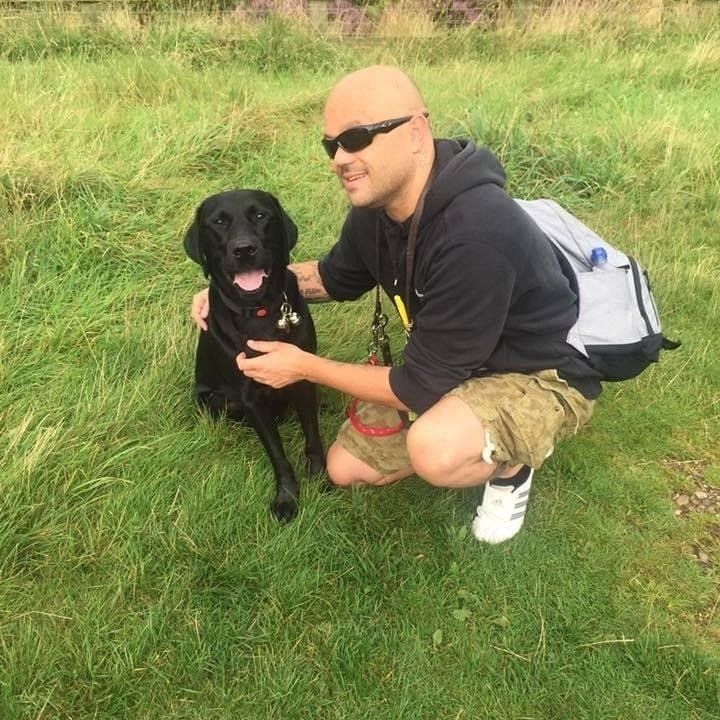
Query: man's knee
xmin=326 ymin=443 xmax=358 ymax=486
xmin=406 ymin=398 xmax=494 ymax=487
xmin=327 ymin=441 xmax=414 ymax=487
xmin=326 ymin=442 xmax=384 ymax=487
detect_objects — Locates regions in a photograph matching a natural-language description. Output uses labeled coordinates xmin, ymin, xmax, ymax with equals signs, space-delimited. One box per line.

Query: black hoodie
xmin=319 ymin=139 xmax=603 ymax=414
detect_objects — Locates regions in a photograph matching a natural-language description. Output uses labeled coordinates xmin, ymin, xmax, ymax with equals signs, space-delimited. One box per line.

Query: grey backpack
xmin=516 ymin=198 xmax=680 ymax=381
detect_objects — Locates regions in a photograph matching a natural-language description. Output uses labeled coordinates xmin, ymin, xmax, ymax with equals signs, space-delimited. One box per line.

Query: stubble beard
xmin=346 ymin=172 xmax=405 ymax=213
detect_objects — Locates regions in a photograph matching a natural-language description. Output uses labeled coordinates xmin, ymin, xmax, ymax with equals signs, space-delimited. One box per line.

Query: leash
xmin=396 ymin=164 xmax=434 ymax=338
xmin=347 ymin=272 xmax=404 ymax=436
xmin=347 ymin=163 xmax=435 ymax=437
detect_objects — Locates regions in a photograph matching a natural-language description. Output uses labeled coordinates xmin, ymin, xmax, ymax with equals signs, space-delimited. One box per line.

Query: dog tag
xmin=276 ymin=297 xmax=300 ymax=332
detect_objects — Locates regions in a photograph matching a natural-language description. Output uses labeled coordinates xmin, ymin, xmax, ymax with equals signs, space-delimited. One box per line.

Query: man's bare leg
xmin=326 ymin=442 xmax=413 ymax=487
xmin=406 ymin=396 xmax=522 ymax=488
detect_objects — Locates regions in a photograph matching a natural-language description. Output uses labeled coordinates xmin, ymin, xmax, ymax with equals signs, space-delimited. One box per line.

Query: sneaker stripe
xmin=517 ymin=490 xmax=530 ymax=498
xmin=510 ymin=511 xmax=526 ymax=521
xmin=513 ymin=500 xmax=528 ymax=510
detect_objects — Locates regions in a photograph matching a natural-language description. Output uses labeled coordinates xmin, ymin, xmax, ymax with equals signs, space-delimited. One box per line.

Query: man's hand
xmin=191 ymin=288 xmax=210 ymax=331
xmin=238 ymin=340 xmax=408 ymax=410
xmin=236 ymin=340 xmax=309 ymax=388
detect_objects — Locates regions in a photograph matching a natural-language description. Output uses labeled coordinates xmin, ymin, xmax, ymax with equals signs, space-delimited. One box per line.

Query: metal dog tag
xmin=276 ymin=296 xmax=301 ymax=332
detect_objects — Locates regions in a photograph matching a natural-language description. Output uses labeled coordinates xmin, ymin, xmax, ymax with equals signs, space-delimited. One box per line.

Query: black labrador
xmin=184 ymin=189 xmax=325 ymax=522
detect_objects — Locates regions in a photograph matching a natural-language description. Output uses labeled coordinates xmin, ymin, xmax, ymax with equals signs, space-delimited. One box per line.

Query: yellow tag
xmin=393 ymin=295 xmax=411 ymax=331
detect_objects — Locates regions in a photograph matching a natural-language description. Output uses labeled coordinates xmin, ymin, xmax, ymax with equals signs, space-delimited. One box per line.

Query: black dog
xmin=184 ymin=189 xmax=325 ymax=522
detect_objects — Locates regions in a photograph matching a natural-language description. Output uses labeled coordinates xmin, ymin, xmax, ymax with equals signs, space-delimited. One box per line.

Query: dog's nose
xmin=232 ymin=241 xmax=258 ymax=259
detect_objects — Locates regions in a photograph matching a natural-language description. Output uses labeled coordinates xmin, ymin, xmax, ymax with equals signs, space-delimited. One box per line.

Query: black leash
xmin=366 ymin=163 xmax=436 ymax=428
xmin=401 ymin=163 xmax=435 ymax=334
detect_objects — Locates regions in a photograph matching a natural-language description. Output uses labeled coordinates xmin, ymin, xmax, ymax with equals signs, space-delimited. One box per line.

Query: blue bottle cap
xmin=590 ymin=247 xmax=608 ymax=266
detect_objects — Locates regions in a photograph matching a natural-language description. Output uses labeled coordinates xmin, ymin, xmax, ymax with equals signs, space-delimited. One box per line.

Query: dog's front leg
xmin=245 ymin=406 xmax=299 ymax=523
xmin=290 ymin=380 xmax=326 ymax=478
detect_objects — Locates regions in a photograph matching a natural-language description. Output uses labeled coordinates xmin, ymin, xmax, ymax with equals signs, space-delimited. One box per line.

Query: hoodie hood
xmin=421 ymin=139 xmax=506 ymax=224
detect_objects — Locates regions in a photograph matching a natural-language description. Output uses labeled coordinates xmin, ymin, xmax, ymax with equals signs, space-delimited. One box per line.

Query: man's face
xmin=323 ymin=102 xmax=415 ymax=212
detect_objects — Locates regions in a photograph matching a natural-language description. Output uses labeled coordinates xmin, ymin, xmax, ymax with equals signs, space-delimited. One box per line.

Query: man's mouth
xmin=342 ymin=171 xmax=367 ymax=189
xmin=232 ymin=269 xmax=269 ymax=293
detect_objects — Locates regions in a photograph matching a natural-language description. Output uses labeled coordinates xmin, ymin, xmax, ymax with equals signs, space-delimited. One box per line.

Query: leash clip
xmin=370 ymin=310 xmax=392 ymax=365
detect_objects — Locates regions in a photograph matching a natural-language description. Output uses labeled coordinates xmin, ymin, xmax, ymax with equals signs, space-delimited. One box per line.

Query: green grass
xmin=1 ymin=5 xmax=720 ymax=719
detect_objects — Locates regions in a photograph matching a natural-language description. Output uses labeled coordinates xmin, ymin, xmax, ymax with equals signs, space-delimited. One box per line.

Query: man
xmin=191 ymin=65 xmax=601 ymax=543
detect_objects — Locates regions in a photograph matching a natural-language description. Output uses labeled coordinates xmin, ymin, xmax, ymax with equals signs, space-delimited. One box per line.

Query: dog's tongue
xmin=233 ymin=270 xmax=266 ymax=291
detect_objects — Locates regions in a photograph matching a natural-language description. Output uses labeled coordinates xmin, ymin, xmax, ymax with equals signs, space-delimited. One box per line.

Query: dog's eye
xmin=213 ymin=217 xmax=226 ymax=226
xmin=254 ymin=212 xmax=267 ymax=220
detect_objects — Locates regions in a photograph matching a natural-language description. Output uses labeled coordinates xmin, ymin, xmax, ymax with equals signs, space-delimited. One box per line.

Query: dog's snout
xmin=232 ymin=241 xmax=258 ymax=259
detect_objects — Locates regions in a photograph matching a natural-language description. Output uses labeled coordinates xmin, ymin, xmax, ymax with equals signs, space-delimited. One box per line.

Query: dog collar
xmin=211 ymin=282 xmax=270 ymax=317
xmin=233 ymin=305 xmax=270 ymax=319
xmin=209 ymin=283 xmax=299 ymax=329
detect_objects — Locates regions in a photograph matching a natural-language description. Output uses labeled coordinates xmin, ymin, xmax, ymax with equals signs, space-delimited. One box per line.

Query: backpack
xmin=515 ymin=198 xmax=680 ymax=382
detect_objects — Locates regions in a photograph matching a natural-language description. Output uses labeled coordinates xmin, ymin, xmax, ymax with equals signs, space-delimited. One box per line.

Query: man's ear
xmin=270 ymin=194 xmax=298 ymax=262
xmin=183 ymin=202 xmax=209 ymax=277
xmin=410 ymin=112 xmax=430 ymax=154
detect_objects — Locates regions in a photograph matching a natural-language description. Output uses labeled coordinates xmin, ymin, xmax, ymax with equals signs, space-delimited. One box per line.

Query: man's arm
xmin=301 ymin=354 xmax=410 ymax=411
xmin=289 ymin=260 xmax=331 ymax=303
xmin=236 ymin=341 xmax=411 ymax=412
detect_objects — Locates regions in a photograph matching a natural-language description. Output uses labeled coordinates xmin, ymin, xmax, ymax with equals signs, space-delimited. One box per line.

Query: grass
xmin=1 ymin=2 xmax=719 ymax=718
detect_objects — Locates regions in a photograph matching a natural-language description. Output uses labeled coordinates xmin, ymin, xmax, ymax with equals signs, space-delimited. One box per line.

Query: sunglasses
xmin=322 ymin=113 xmax=429 ymax=159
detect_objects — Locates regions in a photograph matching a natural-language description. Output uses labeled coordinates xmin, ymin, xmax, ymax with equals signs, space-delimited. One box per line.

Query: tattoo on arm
xmin=289 ymin=261 xmax=331 ymax=303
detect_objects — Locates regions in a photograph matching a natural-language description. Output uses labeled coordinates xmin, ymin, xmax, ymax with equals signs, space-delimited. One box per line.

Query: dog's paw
xmin=271 ymin=490 xmax=299 ymax=523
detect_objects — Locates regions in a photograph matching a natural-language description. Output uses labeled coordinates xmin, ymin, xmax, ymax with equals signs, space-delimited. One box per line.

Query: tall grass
xmin=1 ymin=2 xmax=719 ymax=719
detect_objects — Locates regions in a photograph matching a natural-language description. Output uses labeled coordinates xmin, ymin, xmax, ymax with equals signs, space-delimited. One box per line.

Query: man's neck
xmin=385 ymin=151 xmax=436 ymax=223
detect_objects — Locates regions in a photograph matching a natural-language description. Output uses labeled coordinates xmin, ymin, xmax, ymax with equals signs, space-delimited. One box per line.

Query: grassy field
xmin=1 ymin=3 xmax=719 ymax=718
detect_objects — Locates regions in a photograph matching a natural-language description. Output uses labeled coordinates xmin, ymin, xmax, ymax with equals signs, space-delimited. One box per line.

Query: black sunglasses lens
xmin=337 ymin=127 xmax=372 ymax=153
xmin=322 ymin=127 xmax=374 ymax=158
xmin=322 ymin=138 xmax=337 ymax=158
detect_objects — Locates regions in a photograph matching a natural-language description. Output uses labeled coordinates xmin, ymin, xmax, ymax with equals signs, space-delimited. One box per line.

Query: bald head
xmin=323 ymin=65 xmax=434 ymax=221
xmin=325 ymin=65 xmax=427 ymax=127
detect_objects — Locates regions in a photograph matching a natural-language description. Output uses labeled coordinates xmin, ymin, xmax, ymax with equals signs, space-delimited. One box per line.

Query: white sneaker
xmin=472 ymin=469 xmax=534 ymax=544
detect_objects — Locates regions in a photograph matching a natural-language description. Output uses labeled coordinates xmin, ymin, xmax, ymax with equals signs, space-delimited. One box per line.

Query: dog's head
xmin=184 ymin=189 xmax=298 ymax=298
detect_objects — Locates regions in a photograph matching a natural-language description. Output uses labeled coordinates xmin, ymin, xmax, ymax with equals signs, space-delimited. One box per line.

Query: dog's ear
xmin=183 ymin=202 xmax=209 ymax=277
xmin=283 ymin=209 xmax=298 ymax=253
xmin=270 ymin=195 xmax=298 ymax=258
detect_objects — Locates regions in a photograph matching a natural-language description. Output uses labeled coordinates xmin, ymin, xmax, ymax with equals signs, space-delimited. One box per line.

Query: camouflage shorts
xmin=336 ymin=370 xmax=595 ymax=477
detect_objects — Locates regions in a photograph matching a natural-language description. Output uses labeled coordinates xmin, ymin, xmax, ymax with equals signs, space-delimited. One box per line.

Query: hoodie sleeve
xmin=318 ymin=213 xmax=377 ymax=301
xmin=389 ymin=238 xmax=517 ymax=414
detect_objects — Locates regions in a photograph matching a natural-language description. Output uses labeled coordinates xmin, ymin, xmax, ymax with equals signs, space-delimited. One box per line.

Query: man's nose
xmin=333 ymin=146 xmax=355 ymax=167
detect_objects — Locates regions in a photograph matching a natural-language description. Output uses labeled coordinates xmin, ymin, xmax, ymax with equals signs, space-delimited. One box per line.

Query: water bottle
xmin=590 ymin=247 xmax=609 ymax=269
